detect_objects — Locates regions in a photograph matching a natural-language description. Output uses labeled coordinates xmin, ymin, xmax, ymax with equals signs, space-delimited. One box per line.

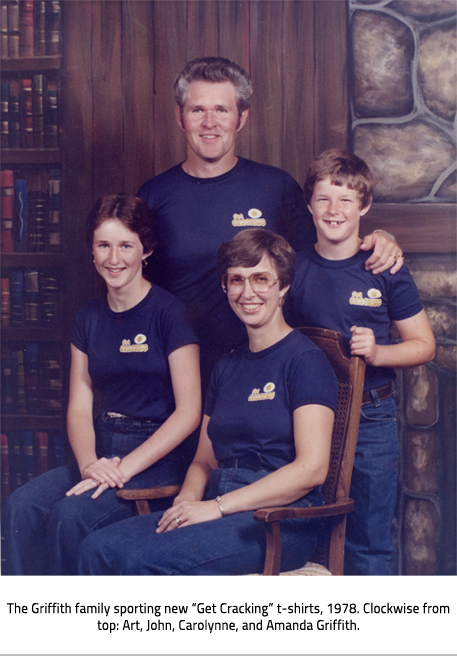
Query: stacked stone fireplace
xmin=350 ymin=0 xmax=456 ymax=574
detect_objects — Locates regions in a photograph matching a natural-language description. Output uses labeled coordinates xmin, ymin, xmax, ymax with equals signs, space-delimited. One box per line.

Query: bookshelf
xmin=1 ymin=0 xmax=65 ymax=502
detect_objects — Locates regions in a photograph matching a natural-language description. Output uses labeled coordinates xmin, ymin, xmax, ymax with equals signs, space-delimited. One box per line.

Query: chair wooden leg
xmin=327 ymin=515 xmax=347 ymax=576
xmin=263 ymin=521 xmax=282 ymax=575
xmin=135 ymin=500 xmax=151 ymax=516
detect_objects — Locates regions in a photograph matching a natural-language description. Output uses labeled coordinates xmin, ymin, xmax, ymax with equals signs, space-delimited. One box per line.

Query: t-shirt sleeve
xmin=288 ymin=347 xmax=339 ymax=413
xmin=387 ymin=265 xmax=423 ymax=321
xmin=160 ymin=296 xmax=200 ymax=357
xmin=68 ymin=305 xmax=89 ymax=354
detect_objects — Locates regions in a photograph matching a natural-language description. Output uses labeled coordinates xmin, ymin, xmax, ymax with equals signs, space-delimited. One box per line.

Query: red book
xmin=1 ymin=169 xmax=15 ymax=253
xmin=19 ymin=0 xmax=34 ymax=57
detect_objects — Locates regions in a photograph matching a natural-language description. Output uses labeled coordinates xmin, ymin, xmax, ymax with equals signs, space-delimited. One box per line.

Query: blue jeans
xmin=344 ymin=393 xmax=399 ymax=575
xmin=1 ymin=414 xmax=191 ymax=575
xmin=78 ymin=468 xmax=323 ymax=575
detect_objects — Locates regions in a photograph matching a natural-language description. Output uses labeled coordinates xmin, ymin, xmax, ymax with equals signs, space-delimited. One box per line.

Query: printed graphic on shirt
xmin=248 ymin=382 xmax=276 ymax=401
xmin=119 ymin=334 xmax=149 ymax=353
xmin=232 ymin=208 xmax=266 ymax=227
xmin=349 ymin=289 xmax=382 ymax=308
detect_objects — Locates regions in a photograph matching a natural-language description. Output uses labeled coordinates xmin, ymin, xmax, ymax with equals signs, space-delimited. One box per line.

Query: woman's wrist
xmin=215 ymin=495 xmax=226 ymax=517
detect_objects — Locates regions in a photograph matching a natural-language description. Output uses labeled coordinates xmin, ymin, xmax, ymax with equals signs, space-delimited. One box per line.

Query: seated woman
xmin=77 ymin=228 xmax=339 ymax=575
xmin=1 ymin=194 xmax=201 ymax=575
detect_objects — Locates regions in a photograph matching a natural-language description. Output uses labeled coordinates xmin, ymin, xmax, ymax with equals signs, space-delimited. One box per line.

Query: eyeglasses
xmin=222 ymin=271 xmax=278 ymax=294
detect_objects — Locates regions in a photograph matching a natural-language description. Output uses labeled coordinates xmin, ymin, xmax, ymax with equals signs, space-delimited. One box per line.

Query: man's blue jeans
xmin=1 ymin=414 xmax=190 ymax=575
xmin=78 ymin=468 xmax=323 ymax=575
xmin=344 ymin=393 xmax=399 ymax=575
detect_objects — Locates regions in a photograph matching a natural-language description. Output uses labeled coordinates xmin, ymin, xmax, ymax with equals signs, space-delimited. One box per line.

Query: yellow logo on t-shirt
xmin=248 ymin=382 xmax=276 ymax=401
xmin=349 ymin=290 xmax=382 ymax=308
xmin=232 ymin=208 xmax=266 ymax=227
xmin=119 ymin=335 xmax=149 ymax=353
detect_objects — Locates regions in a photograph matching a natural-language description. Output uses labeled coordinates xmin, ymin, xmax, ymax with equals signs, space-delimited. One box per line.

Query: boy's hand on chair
xmin=350 ymin=326 xmax=378 ymax=365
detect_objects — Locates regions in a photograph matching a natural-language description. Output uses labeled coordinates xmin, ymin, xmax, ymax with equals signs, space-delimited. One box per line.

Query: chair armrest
xmin=117 ymin=485 xmax=181 ymax=501
xmin=253 ymin=497 xmax=354 ymax=523
xmin=254 ymin=498 xmax=354 ymax=576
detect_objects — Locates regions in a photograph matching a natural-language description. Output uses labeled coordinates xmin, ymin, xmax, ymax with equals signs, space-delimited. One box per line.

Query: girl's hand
xmin=350 ymin=326 xmax=378 ymax=365
xmin=66 ymin=456 xmax=126 ymax=499
xmin=155 ymin=499 xmax=221 ymax=534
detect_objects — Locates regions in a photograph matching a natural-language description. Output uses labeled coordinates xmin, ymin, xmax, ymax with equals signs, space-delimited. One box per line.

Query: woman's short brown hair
xmin=304 ymin=149 xmax=373 ymax=210
xmin=217 ymin=229 xmax=296 ymax=289
xmin=85 ymin=194 xmax=157 ymax=254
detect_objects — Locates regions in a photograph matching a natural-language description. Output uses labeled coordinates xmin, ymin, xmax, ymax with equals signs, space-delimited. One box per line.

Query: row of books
xmin=2 ymin=343 xmax=63 ymax=416
xmin=1 ymin=168 xmax=61 ymax=252
xmin=1 ymin=269 xmax=59 ymax=327
xmin=1 ymin=0 xmax=61 ymax=59
xmin=1 ymin=75 xmax=59 ymax=149
xmin=1 ymin=431 xmax=65 ymax=501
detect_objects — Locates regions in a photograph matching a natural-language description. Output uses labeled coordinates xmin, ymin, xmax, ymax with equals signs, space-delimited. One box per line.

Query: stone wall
xmin=349 ymin=0 xmax=456 ymax=574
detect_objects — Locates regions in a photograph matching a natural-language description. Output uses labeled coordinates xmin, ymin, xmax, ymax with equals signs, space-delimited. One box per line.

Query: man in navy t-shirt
xmin=138 ymin=57 xmax=403 ymax=384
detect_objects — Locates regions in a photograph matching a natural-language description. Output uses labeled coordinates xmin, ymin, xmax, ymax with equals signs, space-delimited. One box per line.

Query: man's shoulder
xmin=237 ymin=157 xmax=300 ymax=186
xmin=137 ymin=164 xmax=184 ymax=198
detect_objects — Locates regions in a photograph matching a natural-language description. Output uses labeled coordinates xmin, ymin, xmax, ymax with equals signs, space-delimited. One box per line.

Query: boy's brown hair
xmin=304 ymin=149 xmax=373 ymax=210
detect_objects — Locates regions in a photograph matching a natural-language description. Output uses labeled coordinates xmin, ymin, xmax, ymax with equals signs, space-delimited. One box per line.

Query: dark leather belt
xmin=219 ymin=453 xmax=266 ymax=471
xmin=362 ymin=381 xmax=395 ymax=405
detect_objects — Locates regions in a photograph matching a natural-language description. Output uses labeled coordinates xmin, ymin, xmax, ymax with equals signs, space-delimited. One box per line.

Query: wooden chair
xmin=117 ymin=327 xmax=365 ymax=576
xmin=254 ymin=327 xmax=365 ymax=575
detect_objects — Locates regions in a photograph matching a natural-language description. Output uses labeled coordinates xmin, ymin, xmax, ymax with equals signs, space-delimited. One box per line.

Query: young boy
xmin=285 ymin=149 xmax=436 ymax=575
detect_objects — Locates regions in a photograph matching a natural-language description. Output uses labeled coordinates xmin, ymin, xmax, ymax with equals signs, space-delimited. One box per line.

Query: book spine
xmin=1 ymin=276 xmax=11 ymax=328
xmin=1 ymin=169 xmax=15 ymax=253
xmin=52 ymin=434 xmax=64 ymax=467
xmin=11 ymin=434 xmax=22 ymax=490
xmin=14 ymin=177 xmax=29 ymax=252
xmin=44 ymin=84 xmax=58 ymax=149
xmin=25 ymin=342 xmax=39 ymax=413
xmin=19 ymin=0 xmax=34 ymax=58
xmin=45 ymin=0 xmax=60 ymax=55
xmin=32 ymin=73 xmax=44 ymax=149
xmin=28 ymin=190 xmax=46 ymax=252
xmin=33 ymin=0 xmax=45 ymax=56
xmin=10 ymin=270 xmax=23 ymax=326
xmin=24 ymin=269 xmax=39 ymax=324
xmin=1 ymin=0 xmax=8 ymax=58
xmin=1 ymin=81 xmax=9 ymax=149
xmin=47 ymin=168 xmax=61 ymax=249
xmin=37 ymin=431 xmax=48 ymax=474
xmin=7 ymin=0 xmax=20 ymax=58
xmin=21 ymin=430 xmax=34 ymax=482
xmin=20 ymin=79 xmax=33 ymax=149
xmin=1 ymin=348 xmax=14 ymax=413
xmin=15 ymin=348 xmax=27 ymax=413
xmin=1 ymin=434 xmax=9 ymax=501
xmin=8 ymin=80 xmax=21 ymax=149
xmin=42 ymin=347 xmax=62 ymax=415
xmin=41 ymin=271 xmax=58 ymax=324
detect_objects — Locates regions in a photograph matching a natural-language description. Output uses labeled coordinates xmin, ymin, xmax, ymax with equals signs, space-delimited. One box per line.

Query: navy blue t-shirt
xmin=138 ymin=158 xmax=314 ymax=354
xmin=204 ymin=330 xmax=338 ymax=472
xmin=69 ymin=286 xmax=198 ymax=421
xmin=285 ymin=248 xmax=424 ymax=391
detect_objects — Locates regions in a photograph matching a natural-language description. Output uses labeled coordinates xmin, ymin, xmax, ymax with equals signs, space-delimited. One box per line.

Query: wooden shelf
xmin=1 ymin=414 xmax=64 ymax=431
xmin=0 ymin=56 xmax=62 ymax=73
xmin=1 ymin=327 xmax=62 ymax=343
xmin=1 ymin=149 xmax=61 ymax=165
xmin=1 ymin=253 xmax=63 ymax=268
